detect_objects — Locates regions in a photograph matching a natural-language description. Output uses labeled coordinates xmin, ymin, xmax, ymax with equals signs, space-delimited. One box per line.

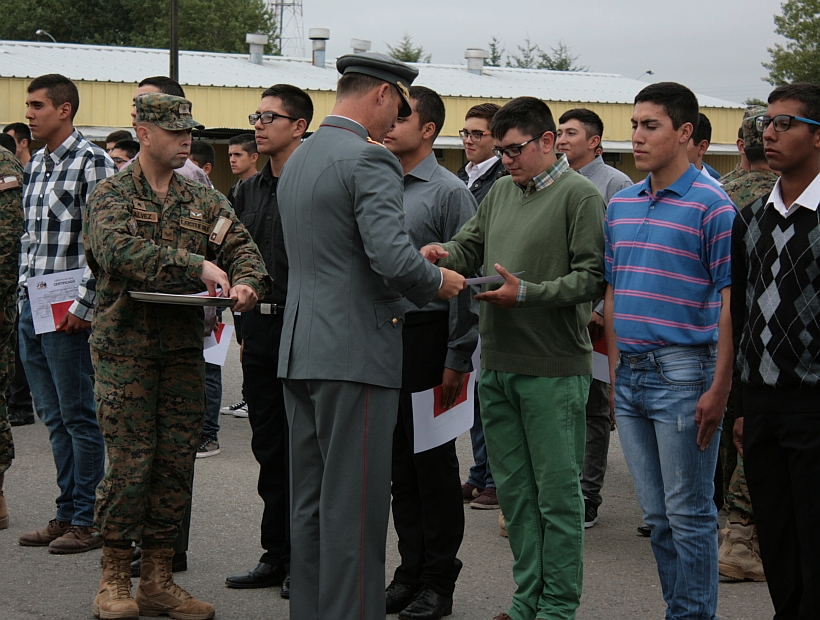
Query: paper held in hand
xmin=27 ymin=268 xmax=84 ymax=334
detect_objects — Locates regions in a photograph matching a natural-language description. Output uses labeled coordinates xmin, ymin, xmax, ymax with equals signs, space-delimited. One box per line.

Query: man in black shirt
xmin=224 ymin=84 xmax=313 ymax=597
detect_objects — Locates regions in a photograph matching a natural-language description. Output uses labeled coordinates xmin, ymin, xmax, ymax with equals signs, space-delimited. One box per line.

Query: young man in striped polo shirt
xmin=603 ymin=82 xmax=736 ymax=620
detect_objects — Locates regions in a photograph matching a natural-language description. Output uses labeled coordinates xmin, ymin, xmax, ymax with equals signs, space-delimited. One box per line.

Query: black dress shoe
xmin=398 ymin=588 xmax=453 ymax=620
xmin=386 ymin=581 xmax=418 ymax=614
xmin=225 ymin=562 xmax=287 ymax=589
xmin=130 ymin=547 xmax=187 ymax=577
xmin=280 ymin=573 xmax=290 ymax=599
xmin=637 ymin=524 xmax=651 ymax=537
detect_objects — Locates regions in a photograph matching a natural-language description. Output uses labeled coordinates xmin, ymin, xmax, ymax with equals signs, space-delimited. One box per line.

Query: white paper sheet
xmin=26 ymin=269 xmax=84 ymax=335
xmin=465 ymin=271 xmax=524 ymax=285
xmin=203 ymin=323 xmax=234 ymax=366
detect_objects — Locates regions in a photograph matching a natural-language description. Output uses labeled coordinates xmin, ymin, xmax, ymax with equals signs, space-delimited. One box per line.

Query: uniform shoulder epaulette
xmin=366 ymin=137 xmax=386 ymax=148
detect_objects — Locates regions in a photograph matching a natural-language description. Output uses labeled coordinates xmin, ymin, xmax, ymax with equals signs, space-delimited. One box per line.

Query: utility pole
xmin=170 ymin=0 xmax=179 ymax=81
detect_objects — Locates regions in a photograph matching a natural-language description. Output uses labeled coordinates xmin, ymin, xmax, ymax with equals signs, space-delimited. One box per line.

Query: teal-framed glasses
xmin=756 ymin=114 xmax=820 ymax=133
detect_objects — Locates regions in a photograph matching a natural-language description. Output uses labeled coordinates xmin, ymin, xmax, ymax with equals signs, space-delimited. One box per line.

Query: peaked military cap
xmin=336 ymin=52 xmax=419 ymax=117
xmin=742 ymin=105 xmax=767 ymax=149
xmin=134 ymin=93 xmax=205 ymax=131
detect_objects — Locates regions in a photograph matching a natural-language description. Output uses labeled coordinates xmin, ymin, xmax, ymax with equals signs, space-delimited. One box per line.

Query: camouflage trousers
xmin=92 ymin=347 xmax=204 ymax=547
xmin=0 ymin=299 xmax=19 ymax=476
xmin=719 ymin=391 xmax=754 ymax=524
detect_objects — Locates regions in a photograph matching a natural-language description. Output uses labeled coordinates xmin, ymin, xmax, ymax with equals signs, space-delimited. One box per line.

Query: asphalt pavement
xmin=0 ymin=324 xmax=774 ymax=619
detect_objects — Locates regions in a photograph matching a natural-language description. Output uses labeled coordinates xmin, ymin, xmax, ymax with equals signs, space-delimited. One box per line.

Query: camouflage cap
xmin=742 ymin=105 xmax=767 ymax=149
xmin=134 ymin=93 xmax=205 ymax=131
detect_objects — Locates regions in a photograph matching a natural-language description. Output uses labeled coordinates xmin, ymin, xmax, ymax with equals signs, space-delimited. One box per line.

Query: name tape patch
xmin=133 ymin=210 xmax=159 ymax=223
xmin=181 ymin=218 xmax=211 ymax=234
xmin=0 ymin=176 xmax=20 ymax=191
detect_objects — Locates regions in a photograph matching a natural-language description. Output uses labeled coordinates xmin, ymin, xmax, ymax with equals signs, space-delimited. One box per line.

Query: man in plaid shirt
xmin=16 ymin=74 xmax=117 ymax=554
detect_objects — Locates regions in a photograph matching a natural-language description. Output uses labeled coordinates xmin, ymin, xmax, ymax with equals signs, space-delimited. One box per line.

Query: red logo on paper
xmin=433 ymin=373 xmax=470 ymax=417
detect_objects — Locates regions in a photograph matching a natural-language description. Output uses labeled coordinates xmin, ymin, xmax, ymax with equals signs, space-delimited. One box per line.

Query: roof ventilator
xmin=465 ymin=49 xmax=489 ymax=75
xmin=309 ymin=28 xmax=330 ymax=68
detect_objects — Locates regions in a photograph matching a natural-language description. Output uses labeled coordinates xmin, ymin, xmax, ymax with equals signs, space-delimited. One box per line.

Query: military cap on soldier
xmin=134 ymin=93 xmax=205 ymax=131
xmin=336 ymin=52 xmax=419 ymax=117
xmin=742 ymin=105 xmax=767 ymax=149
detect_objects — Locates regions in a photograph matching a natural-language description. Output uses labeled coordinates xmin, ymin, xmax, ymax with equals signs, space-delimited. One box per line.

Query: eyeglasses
xmin=249 ymin=111 xmax=298 ymax=125
xmin=492 ymin=132 xmax=545 ymax=159
xmin=756 ymin=114 xmax=820 ymax=133
xmin=111 ymin=157 xmax=128 ymax=165
xmin=459 ymin=129 xmax=491 ymax=142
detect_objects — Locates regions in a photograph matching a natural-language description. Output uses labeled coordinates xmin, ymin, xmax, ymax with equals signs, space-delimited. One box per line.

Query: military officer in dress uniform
xmin=276 ymin=53 xmax=466 ymax=620
xmin=84 ymin=93 xmax=268 ymax=620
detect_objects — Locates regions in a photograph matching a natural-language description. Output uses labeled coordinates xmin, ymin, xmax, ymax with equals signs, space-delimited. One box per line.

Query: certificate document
xmin=26 ymin=269 xmax=84 ymax=335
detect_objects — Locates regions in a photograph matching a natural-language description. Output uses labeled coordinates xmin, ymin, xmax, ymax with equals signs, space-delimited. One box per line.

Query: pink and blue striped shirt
xmin=604 ymin=165 xmax=736 ymax=353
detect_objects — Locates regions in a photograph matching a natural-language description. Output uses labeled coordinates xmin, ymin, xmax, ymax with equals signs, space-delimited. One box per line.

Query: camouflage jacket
xmin=719 ymin=163 xmax=747 ymax=186
xmin=0 ymin=148 xmax=23 ymax=308
xmin=84 ymin=158 xmax=269 ymax=357
xmin=723 ymin=170 xmax=779 ymax=212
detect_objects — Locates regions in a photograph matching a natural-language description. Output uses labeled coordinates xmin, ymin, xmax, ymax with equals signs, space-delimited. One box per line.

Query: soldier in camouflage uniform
xmin=718 ymin=106 xmax=767 ymax=186
xmin=0 ymin=146 xmax=24 ymax=530
xmin=84 ymin=94 xmax=268 ymax=620
xmin=717 ymin=106 xmax=777 ymax=584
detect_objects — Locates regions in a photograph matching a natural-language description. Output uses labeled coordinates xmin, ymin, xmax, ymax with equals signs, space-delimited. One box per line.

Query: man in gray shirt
xmin=556 ymin=108 xmax=633 ymax=529
xmin=383 ymin=86 xmax=479 ymax=620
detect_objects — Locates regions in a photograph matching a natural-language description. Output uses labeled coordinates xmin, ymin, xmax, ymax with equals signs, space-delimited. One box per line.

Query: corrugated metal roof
xmin=0 ymin=40 xmax=743 ymax=109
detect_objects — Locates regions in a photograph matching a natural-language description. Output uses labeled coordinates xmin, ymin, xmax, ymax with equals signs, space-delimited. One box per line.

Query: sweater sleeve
xmin=730 ymin=211 xmax=749 ymax=419
xmin=517 ymin=193 xmax=607 ymax=308
xmin=437 ymin=191 xmax=489 ymax=277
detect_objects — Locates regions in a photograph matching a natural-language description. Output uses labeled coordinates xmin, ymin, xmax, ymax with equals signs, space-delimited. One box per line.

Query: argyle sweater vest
xmin=732 ymin=192 xmax=820 ymax=415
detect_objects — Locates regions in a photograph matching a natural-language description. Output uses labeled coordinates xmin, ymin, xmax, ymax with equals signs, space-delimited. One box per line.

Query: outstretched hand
xmin=474 ymin=264 xmax=519 ymax=308
xmin=420 ymin=244 xmax=449 ymax=263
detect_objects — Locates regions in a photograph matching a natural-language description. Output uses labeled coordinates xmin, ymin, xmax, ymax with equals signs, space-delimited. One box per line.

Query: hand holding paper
xmin=474 ymin=264 xmax=520 ymax=308
xmin=200 ymin=261 xmax=231 ymax=297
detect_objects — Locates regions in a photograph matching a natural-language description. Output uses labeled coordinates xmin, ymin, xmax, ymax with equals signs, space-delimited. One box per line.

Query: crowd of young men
xmin=0 ymin=60 xmax=819 ymax=620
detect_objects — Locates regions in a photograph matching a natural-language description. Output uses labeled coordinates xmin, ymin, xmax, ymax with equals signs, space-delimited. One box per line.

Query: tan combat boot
xmin=718 ymin=522 xmax=766 ymax=582
xmin=0 ymin=473 xmax=8 ymax=529
xmin=92 ymin=546 xmax=139 ymax=619
xmin=136 ymin=548 xmax=215 ymax=620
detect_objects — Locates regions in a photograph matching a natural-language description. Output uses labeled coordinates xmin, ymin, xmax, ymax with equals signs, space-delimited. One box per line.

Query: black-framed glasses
xmin=756 ymin=114 xmax=820 ymax=133
xmin=111 ymin=157 xmax=128 ymax=166
xmin=492 ymin=132 xmax=545 ymax=159
xmin=249 ymin=111 xmax=298 ymax=125
xmin=459 ymin=129 xmax=491 ymax=142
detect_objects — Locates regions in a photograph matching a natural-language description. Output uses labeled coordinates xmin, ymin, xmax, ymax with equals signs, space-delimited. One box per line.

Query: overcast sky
xmin=289 ymin=0 xmax=786 ymax=104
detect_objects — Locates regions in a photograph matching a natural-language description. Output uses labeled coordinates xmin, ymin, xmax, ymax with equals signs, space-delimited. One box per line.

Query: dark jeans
xmin=581 ymin=379 xmax=610 ymax=509
xmin=466 ymin=376 xmax=495 ymax=490
xmin=241 ymin=310 xmax=290 ymax=568
xmin=203 ymin=362 xmax=221 ymax=440
xmin=391 ymin=314 xmax=464 ymax=597
xmin=6 ymin=314 xmax=32 ymax=411
xmin=745 ymin=408 xmax=820 ymax=619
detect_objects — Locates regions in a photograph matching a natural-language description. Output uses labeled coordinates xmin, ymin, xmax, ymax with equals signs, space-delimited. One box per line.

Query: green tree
xmin=487 ymin=36 xmax=505 ymax=67
xmin=386 ymin=33 xmax=431 ymax=63
xmin=538 ymin=41 xmax=588 ymax=72
xmin=507 ymin=36 xmax=541 ymax=69
xmin=763 ymin=0 xmax=820 ymax=85
xmin=744 ymin=97 xmax=768 ymax=107
xmin=0 ymin=0 xmax=277 ymax=54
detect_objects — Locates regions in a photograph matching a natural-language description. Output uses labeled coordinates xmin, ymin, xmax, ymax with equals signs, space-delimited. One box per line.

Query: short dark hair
xmin=0 ymin=133 xmax=18 ymax=155
xmin=491 ymin=97 xmax=556 ymax=141
xmin=260 ymin=84 xmax=314 ymax=130
xmin=465 ymin=103 xmax=500 ymax=123
xmin=692 ymin=112 xmax=712 ymax=145
xmin=768 ymin=83 xmax=820 ymax=131
xmin=138 ymin=76 xmax=185 ymax=98
xmin=27 ymin=74 xmax=80 ymax=120
xmin=336 ymin=73 xmax=389 ymax=101
xmin=745 ymin=145 xmax=766 ymax=165
xmin=408 ymin=86 xmax=445 ymax=139
xmin=190 ymin=141 xmax=215 ymax=168
xmin=558 ymin=108 xmax=604 ymax=140
xmin=634 ymin=82 xmax=699 ymax=131
xmin=112 ymin=139 xmax=139 ymax=160
xmin=106 ymin=129 xmax=132 ymax=144
xmin=3 ymin=122 xmax=31 ymax=143
xmin=228 ymin=133 xmax=257 ymax=155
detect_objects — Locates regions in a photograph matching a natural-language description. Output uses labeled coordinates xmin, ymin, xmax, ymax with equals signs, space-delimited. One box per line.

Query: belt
xmin=254 ymin=302 xmax=284 ymax=315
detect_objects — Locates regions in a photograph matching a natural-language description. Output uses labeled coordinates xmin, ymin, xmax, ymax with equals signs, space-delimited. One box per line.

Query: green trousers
xmin=480 ymin=370 xmax=589 ymax=620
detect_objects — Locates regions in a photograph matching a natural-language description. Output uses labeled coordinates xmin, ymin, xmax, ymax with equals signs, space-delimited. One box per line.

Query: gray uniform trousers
xmin=283 ymin=378 xmax=399 ymax=620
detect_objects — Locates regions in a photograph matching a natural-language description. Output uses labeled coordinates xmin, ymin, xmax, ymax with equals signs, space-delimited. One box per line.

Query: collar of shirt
xmin=131 ymin=157 xmax=193 ymax=206
xmin=577 ymin=155 xmax=605 ymax=178
xmin=465 ymin=155 xmax=498 ymax=188
xmin=405 ymin=151 xmax=439 ymax=183
xmin=323 ymin=115 xmax=368 ymax=139
xmin=259 ymin=158 xmax=279 ymax=185
xmin=639 ymin=163 xmax=701 ymax=199
xmin=766 ymin=172 xmax=820 ymax=218
xmin=44 ymin=129 xmax=83 ymax=165
xmin=522 ymin=153 xmax=570 ymax=195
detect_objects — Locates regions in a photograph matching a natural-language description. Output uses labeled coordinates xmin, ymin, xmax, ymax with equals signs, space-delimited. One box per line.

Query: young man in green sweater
xmin=421 ymin=97 xmax=606 ymax=620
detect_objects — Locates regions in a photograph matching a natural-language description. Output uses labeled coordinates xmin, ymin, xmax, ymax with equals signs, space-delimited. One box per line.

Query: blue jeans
xmin=467 ymin=374 xmax=495 ymax=489
xmin=18 ymin=300 xmax=104 ymax=526
xmin=614 ymin=345 xmax=720 ymax=620
xmin=203 ymin=362 xmax=221 ymax=440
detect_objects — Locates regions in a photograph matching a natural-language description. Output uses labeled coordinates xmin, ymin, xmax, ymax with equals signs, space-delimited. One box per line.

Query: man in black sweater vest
xmin=731 ymin=82 xmax=820 ymax=618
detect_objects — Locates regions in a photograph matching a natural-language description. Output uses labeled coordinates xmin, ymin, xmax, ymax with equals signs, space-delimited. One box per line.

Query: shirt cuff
xmin=514 ymin=280 xmax=527 ymax=307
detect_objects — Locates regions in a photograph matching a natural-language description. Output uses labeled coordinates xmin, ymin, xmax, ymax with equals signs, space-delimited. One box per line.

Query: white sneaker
xmin=221 ymin=399 xmax=247 ymax=415
xmin=232 ymin=402 xmax=249 ymax=418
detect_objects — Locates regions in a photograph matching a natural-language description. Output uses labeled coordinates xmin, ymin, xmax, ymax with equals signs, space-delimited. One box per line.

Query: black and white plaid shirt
xmin=20 ymin=130 xmax=116 ymax=320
